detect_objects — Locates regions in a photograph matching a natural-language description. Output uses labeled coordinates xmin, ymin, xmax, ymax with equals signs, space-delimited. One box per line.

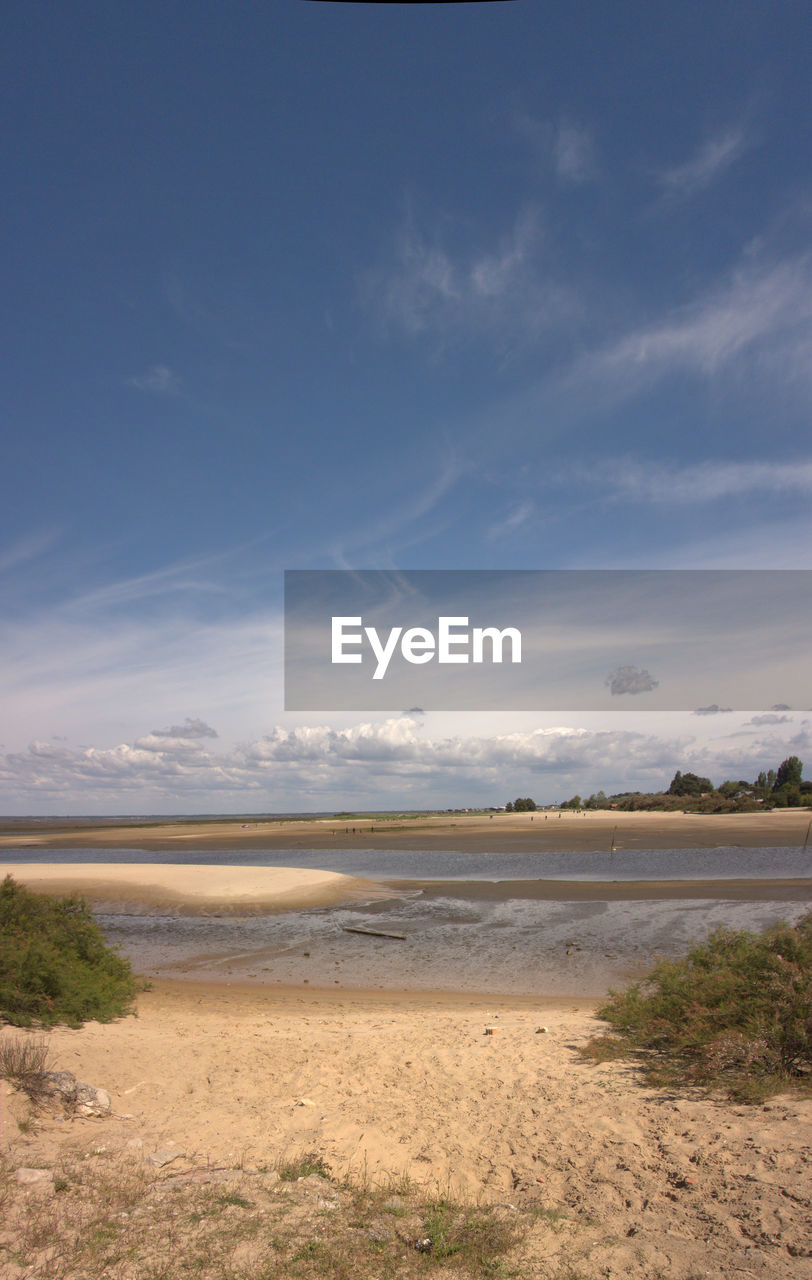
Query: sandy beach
xmin=2 ymin=982 xmax=810 ymax=1278
xmin=2 ymin=807 xmax=811 ymax=852
xmin=2 ymin=814 xmax=811 ymax=1275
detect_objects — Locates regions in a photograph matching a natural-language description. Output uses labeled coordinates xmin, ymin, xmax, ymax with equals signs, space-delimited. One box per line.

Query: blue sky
xmin=1 ymin=2 xmax=810 ymax=813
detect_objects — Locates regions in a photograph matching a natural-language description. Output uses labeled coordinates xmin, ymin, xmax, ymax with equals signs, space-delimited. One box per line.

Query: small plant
xmin=277 ymin=1150 xmax=332 ymax=1181
xmin=582 ymin=912 xmax=812 ymax=1100
xmin=217 ymin=1191 xmax=253 ymax=1208
xmin=418 ymin=1196 xmax=524 ymax=1270
xmin=0 ymin=1034 xmax=51 ymax=1102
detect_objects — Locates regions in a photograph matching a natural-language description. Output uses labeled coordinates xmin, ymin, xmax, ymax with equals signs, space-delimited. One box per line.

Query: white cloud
xmin=486 ymin=501 xmax=534 ymax=541
xmin=0 ymin=529 xmax=63 ymax=575
xmin=364 ymin=206 xmax=579 ymax=358
xmin=3 ymin=712 xmax=806 ymax=813
xmin=658 ymin=126 xmax=749 ymax=200
xmin=553 ymin=119 xmax=596 ymax=183
xmin=512 ymin=110 xmax=596 ymax=184
xmin=581 ymin=458 xmax=812 ymax=506
xmin=599 ymin=254 xmax=812 ymax=380
xmin=127 ymin=364 xmax=181 ymax=394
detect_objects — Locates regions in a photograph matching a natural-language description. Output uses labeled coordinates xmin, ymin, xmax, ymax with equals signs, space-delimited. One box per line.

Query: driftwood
xmin=342 ymin=926 xmax=406 ymax=940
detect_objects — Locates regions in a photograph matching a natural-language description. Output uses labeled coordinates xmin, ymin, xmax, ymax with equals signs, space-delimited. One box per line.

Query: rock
xmin=146 ymin=1148 xmax=186 ymax=1168
xmin=74 ymin=1083 xmax=111 ymax=1116
xmin=16 ymin=1168 xmax=53 ymax=1185
xmin=42 ymin=1070 xmax=77 ymax=1097
xmin=41 ymin=1071 xmax=111 ymax=1115
xmin=536 ymin=1026 xmax=549 ymax=1034
xmin=414 ymin=1238 xmax=432 ymax=1252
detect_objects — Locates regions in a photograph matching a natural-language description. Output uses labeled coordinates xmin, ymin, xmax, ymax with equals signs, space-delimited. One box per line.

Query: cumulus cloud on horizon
xmin=1 ymin=714 xmax=807 ymax=812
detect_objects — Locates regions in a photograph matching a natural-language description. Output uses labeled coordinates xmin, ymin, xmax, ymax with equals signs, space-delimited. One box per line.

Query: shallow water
xmin=98 ymin=891 xmax=810 ymax=997
xmin=5 ymin=844 xmax=810 ymax=996
xmin=3 ymin=843 xmax=811 ymax=879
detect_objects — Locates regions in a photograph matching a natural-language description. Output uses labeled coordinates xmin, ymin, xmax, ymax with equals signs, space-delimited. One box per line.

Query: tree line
xmin=561 ymin=756 xmax=810 ymax=813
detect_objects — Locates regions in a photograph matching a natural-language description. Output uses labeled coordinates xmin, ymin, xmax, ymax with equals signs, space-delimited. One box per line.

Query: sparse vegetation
xmin=0 ymin=1032 xmax=51 ymax=1102
xmin=582 ymin=913 xmax=812 ymax=1101
xmin=0 ymin=875 xmax=139 ymax=1028
xmin=0 ymin=1150 xmax=529 ymax=1279
xmin=277 ymin=1150 xmax=333 ymax=1181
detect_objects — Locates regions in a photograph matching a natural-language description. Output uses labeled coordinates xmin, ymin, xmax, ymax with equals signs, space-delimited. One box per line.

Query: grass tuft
xmin=277 ymin=1150 xmax=333 ymax=1181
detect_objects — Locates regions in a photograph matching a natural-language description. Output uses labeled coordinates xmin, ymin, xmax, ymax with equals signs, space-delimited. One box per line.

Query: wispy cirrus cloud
xmin=576 ymin=457 xmax=812 ymax=506
xmin=127 ymin=364 xmax=181 ymax=394
xmin=486 ymin=501 xmax=534 ymax=541
xmin=657 ymin=125 xmax=751 ymax=201
xmin=512 ymin=110 xmax=597 ymax=184
xmin=363 ymin=205 xmax=579 ymax=358
xmin=598 ymin=253 xmax=812 ymax=381
xmin=552 ymin=118 xmax=596 ymax=184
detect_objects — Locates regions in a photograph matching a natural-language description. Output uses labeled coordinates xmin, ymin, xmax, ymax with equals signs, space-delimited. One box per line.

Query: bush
xmin=0 ymin=876 xmax=139 ymax=1028
xmin=586 ymin=913 xmax=812 ymax=1100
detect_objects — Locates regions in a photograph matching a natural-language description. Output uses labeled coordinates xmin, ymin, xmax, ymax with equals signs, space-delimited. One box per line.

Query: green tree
xmin=775 ymin=756 xmax=803 ymax=791
xmin=667 ymin=770 xmax=714 ymax=797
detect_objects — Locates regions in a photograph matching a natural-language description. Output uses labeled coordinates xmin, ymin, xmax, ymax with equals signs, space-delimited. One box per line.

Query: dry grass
xmin=0 ymin=1149 xmax=535 ymax=1280
xmin=0 ymin=1033 xmax=51 ymax=1104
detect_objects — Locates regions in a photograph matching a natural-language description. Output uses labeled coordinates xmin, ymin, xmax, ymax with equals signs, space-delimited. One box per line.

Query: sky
xmin=1 ymin=1 xmax=810 ymax=814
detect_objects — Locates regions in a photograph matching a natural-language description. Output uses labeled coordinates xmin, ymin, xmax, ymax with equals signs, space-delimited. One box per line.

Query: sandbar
xmin=1 ymin=807 xmax=810 ymax=852
xmin=0 ymin=863 xmax=398 ymax=914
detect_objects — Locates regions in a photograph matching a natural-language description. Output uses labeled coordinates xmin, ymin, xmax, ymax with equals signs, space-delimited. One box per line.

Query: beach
xmin=2 ymin=981 xmax=811 ymax=1278
xmin=2 ymin=813 xmax=811 ymax=1275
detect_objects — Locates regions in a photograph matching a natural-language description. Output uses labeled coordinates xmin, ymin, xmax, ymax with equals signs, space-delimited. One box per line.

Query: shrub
xmin=0 ymin=875 xmax=139 ymax=1028
xmin=585 ymin=913 xmax=812 ymax=1100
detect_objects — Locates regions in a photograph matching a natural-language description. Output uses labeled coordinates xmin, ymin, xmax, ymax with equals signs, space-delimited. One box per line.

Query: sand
xmin=3 ymin=812 xmax=810 ymax=1274
xmin=0 ymin=863 xmax=397 ymax=913
xmin=2 ymin=982 xmax=810 ymax=1278
xmin=2 ymin=806 xmax=811 ymax=852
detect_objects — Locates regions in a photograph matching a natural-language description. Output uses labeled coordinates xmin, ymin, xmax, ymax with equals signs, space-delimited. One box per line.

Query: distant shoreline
xmin=1 ymin=807 xmax=810 ymax=853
